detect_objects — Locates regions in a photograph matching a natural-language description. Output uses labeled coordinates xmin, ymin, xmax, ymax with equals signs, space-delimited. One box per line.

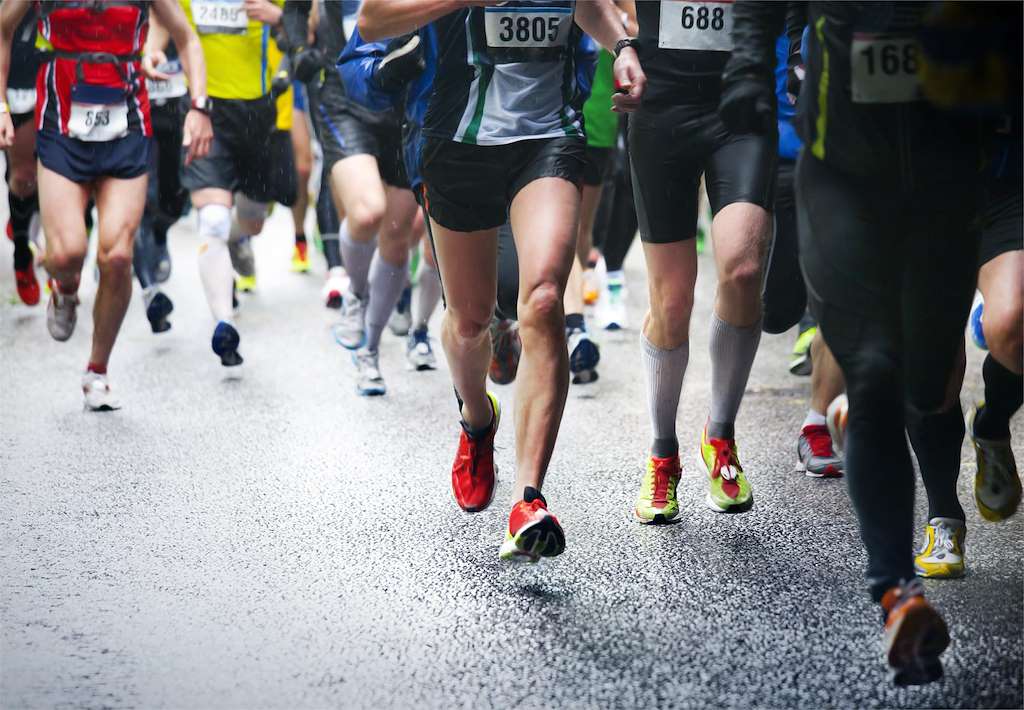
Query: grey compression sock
xmin=708 ymin=312 xmax=762 ymax=439
xmin=641 ymin=333 xmax=689 ymax=457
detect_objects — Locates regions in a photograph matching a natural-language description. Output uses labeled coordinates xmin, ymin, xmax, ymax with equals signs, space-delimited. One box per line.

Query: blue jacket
xmin=775 ymin=33 xmax=802 ymax=161
xmin=338 ymin=27 xmax=599 ymax=191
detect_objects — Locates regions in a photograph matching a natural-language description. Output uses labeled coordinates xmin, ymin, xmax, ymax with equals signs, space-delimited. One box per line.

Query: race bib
xmin=193 ymin=0 xmax=249 ymax=35
xmin=658 ymin=0 xmax=733 ymax=52
xmin=851 ymin=35 xmax=921 ymax=104
xmin=146 ymin=62 xmax=189 ymax=101
xmin=484 ymin=6 xmax=574 ymax=49
xmin=68 ymin=102 xmax=129 ymax=142
xmin=6 ymin=87 xmax=35 ymax=115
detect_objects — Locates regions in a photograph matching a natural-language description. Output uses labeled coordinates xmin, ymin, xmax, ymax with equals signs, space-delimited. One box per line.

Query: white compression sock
xmin=365 ymin=251 xmax=409 ymax=352
xmin=414 ymin=261 xmax=443 ymax=331
xmin=197 ymin=204 xmax=234 ymax=323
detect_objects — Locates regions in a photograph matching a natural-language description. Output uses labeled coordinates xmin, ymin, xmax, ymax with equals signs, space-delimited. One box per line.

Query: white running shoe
xmin=333 ymin=289 xmax=367 ymax=350
xmin=322 ymin=267 xmax=349 ymax=310
xmin=595 ymin=275 xmax=628 ymax=331
xmin=81 ymin=371 xmax=122 ymax=411
xmin=567 ymin=328 xmax=600 ymax=384
xmin=826 ymin=394 xmax=849 ymax=454
xmin=353 ymin=348 xmax=387 ymax=396
xmin=406 ymin=327 xmax=437 ymax=371
xmin=46 ymin=283 xmax=79 ymax=342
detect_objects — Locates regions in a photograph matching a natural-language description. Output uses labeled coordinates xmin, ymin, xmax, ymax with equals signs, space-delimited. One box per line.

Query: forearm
xmin=574 ymin=0 xmax=628 ymax=52
xmin=358 ymin=0 xmax=460 ymax=42
xmin=153 ymin=0 xmax=207 ymax=97
xmin=0 ymin=0 xmax=31 ymax=98
xmin=723 ymin=0 xmax=788 ymax=82
xmin=281 ymin=0 xmax=312 ymax=52
xmin=144 ymin=14 xmax=170 ymax=55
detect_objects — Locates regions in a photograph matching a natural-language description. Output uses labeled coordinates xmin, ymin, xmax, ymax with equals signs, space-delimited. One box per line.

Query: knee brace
xmin=198 ymin=204 xmax=231 ymax=242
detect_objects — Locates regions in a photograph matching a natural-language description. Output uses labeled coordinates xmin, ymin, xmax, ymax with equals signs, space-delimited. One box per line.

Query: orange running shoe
xmin=882 ymin=579 xmax=950 ymax=686
xmin=499 ymin=487 xmax=565 ymax=562
xmin=451 ymin=393 xmax=500 ymax=512
xmin=15 ymin=261 xmax=40 ymax=306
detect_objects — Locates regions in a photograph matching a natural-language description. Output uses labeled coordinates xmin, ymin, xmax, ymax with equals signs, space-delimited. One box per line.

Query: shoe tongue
xmin=523 ymin=486 xmax=546 ymax=505
xmin=929 ymin=516 xmax=964 ymax=528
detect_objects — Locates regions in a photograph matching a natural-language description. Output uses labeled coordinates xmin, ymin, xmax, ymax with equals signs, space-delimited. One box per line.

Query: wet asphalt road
xmin=1 ymin=207 xmax=1021 ymax=709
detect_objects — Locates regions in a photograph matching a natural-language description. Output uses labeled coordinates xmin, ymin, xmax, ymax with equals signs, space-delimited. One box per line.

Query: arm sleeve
xmin=281 ymin=0 xmax=312 ymax=52
xmin=722 ymin=1 xmax=791 ymax=85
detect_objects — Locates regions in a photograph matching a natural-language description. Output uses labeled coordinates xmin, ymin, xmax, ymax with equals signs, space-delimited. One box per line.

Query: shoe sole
xmin=499 ymin=514 xmax=565 ymax=562
xmin=572 ymin=369 xmax=599 ymax=385
xmin=357 ymin=385 xmax=387 ymax=397
xmin=887 ymin=605 xmax=950 ymax=687
xmin=795 ymin=460 xmax=843 ymax=478
xmin=406 ymin=358 xmax=437 ymax=372
xmin=146 ymin=293 xmax=174 ymax=334
xmin=333 ymin=325 xmax=367 ymax=351
xmin=914 ymin=562 xmax=966 ymax=579
xmin=634 ymin=508 xmax=681 ymax=525
xmin=212 ymin=325 xmax=244 ymax=367
xmin=789 ymin=356 xmax=812 ymax=376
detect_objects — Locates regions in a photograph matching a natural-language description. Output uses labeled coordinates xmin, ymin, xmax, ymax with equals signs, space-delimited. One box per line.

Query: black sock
xmin=295 ymin=232 xmax=307 ymax=245
xmin=565 ymin=312 xmax=585 ymax=332
xmin=523 ymin=486 xmax=546 ymax=504
xmin=974 ymin=354 xmax=1023 ymax=440
xmin=651 ymin=437 xmax=679 ymax=458
xmin=908 ymin=405 xmax=967 ymax=521
xmin=8 ymin=190 xmax=37 ymax=270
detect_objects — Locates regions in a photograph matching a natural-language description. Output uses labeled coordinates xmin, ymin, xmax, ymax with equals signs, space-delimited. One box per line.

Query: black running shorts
xmin=420 ymin=135 xmax=586 ymax=233
xmin=582 ymin=145 xmax=612 ymax=187
xmin=979 ymin=179 xmax=1023 ymax=266
xmin=629 ymin=102 xmax=777 ymax=244
xmin=315 ymin=77 xmax=408 ymax=189
xmin=181 ymin=95 xmax=278 ymax=203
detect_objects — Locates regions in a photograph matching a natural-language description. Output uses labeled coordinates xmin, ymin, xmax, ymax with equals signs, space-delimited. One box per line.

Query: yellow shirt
xmin=267 ymin=40 xmax=293 ymax=131
xmin=182 ymin=0 xmax=283 ymax=101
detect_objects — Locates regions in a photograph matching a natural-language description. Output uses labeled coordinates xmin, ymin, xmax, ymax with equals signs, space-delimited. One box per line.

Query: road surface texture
xmin=2 ymin=207 xmax=1022 ymax=709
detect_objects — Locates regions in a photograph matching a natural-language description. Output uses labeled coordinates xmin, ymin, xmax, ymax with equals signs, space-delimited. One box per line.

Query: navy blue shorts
xmin=36 ymin=129 xmax=151 ymax=184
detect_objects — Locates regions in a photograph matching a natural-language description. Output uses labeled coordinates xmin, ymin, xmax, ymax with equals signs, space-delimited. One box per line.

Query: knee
xmin=648 ymin=282 xmax=695 ymax=331
xmin=718 ymin=254 xmax=763 ymax=296
xmin=198 ymin=204 xmax=232 ymax=242
xmin=10 ymin=167 xmax=36 ymax=197
xmin=843 ymin=349 xmax=901 ymax=408
xmin=347 ymin=198 xmax=386 ymax=240
xmin=447 ymin=308 xmax=491 ymax=342
xmin=984 ymin=302 xmax=1023 ymax=368
xmin=519 ymin=281 xmax=563 ymax=332
xmin=97 ymin=243 xmax=133 ymax=277
xmin=46 ymin=242 xmax=86 ymax=275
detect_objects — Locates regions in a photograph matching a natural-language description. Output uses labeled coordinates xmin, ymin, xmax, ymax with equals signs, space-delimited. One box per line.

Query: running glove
xmin=718 ymin=77 xmax=775 ymax=135
xmin=372 ymin=34 xmax=425 ymax=93
xmin=292 ymin=46 xmax=325 ymax=84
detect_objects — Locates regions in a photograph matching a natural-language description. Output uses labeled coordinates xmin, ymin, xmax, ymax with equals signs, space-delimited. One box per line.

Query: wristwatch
xmin=0 ymin=101 xmax=9 ymax=115
xmin=613 ymin=37 xmax=638 ymax=57
xmin=190 ymin=95 xmax=211 ymax=115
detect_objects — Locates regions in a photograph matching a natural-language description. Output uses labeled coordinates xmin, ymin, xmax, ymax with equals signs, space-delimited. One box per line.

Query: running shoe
xmin=388 ymin=285 xmax=412 ymax=336
xmin=827 ymin=394 xmax=849 ymax=454
xmin=499 ymin=486 xmax=566 ymax=563
xmin=969 ymin=292 xmax=987 ymax=350
xmin=4 ymin=220 xmax=11 ymax=241
xmin=796 ymin=424 xmax=843 ymax=478
xmin=406 ymin=327 xmax=437 ymax=371
xmin=881 ymin=578 xmax=950 ymax=686
xmin=595 ymin=275 xmax=628 ymax=331
xmin=968 ymin=402 xmax=1021 ymax=521
xmin=14 ymin=259 xmax=40 ymax=306
xmin=451 ymin=392 xmax=500 ymax=512
xmin=582 ymin=268 xmax=600 ymax=306
xmin=235 ymin=274 xmax=257 ymax=293
xmin=46 ymin=280 xmax=78 ymax=342
xmin=914 ymin=517 xmax=966 ymax=579
xmin=789 ymin=325 xmax=816 ymax=376
xmin=568 ymin=327 xmax=600 ymax=384
xmin=154 ymin=242 xmax=172 ymax=284
xmin=291 ymin=241 xmax=310 ymax=273
xmin=323 ymin=267 xmax=349 ymax=310
xmin=144 ymin=289 xmax=173 ymax=334
xmin=211 ymin=321 xmax=243 ymax=367
xmin=333 ymin=290 xmax=367 ymax=350
xmin=488 ymin=317 xmax=521 ymax=385
xmin=82 ymin=371 xmax=122 ymax=412
xmin=634 ymin=454 xmax=682 ymax=524
xmin=699 ymin=426 xmax=753 ymax=513
xmin=353 ymin=348 xmax=387 ymax=396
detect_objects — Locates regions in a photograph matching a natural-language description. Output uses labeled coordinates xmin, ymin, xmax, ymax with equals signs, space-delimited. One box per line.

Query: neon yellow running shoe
xmin=699 ymin=426 xmax=753 ymax=513
xmin=789 ymin=325 xmax=816 ymax=376
xmin=968 ymin=402 xmax=1021 ymax=521
xmin=236 ymin=275 xmax=257 ymax=293
xmin=914 ymin=517 xmax=966 ymax=579
xmin=634 ymin=454 xmax=682 ymax=524
xmin=291 ymin=242 xmax=311 ymax=273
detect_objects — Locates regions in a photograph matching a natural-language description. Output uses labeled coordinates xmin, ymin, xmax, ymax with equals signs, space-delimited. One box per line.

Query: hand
xmin=244 ymin=0 xmax=282 ymax=26
xmin=182 ymin=108 xmax=213 ymax=166
xmin=718 ymin=77 xmax=775 ymax=135
xmin=0 ymin=112 xmax=14 ymax=149
xmin=611 ymin=46 xmax=645 ymax=113
xmin=292 ymin=46 xmax=324 ymax=84
xmin=374 ymin=34 xmax=426 ymax=92
xmin=142 ymin=49 xmax=170 ymax=81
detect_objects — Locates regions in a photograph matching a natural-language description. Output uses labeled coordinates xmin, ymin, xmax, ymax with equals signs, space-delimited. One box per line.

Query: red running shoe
xmin=451 ymin=392 xmax=500 ymax=512
xmin=5 ymin=221 xmax=12 ymax=242
xmin=499 ymin=487 xmax=566 ymax=562
xmin=15 ymin=261 xmax=40 ymax=306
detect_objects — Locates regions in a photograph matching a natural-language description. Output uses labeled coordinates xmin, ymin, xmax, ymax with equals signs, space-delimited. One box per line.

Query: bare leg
xmin=37 ymin=162 xmax=91 ymax=293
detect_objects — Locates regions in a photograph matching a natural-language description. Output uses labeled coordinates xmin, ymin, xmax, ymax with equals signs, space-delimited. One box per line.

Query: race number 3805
xmin=484 ymin=7 xmax=573 ymax=49
xmin=658 ymin=0 xmax=733 ymax=52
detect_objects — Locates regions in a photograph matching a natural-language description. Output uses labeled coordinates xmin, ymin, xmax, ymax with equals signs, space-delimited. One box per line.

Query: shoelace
xmin=458 ymin=437 xmax=480 ymax=478
xmin=713 ymin=443 xmax=739 ymax=482
xmin=933 ymin=524 xmax=956 ymax=552
xmin=650 ymin=459 xmax=678 ymax=500
xmin=803 ymin=425 xmax=836 ymax=457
